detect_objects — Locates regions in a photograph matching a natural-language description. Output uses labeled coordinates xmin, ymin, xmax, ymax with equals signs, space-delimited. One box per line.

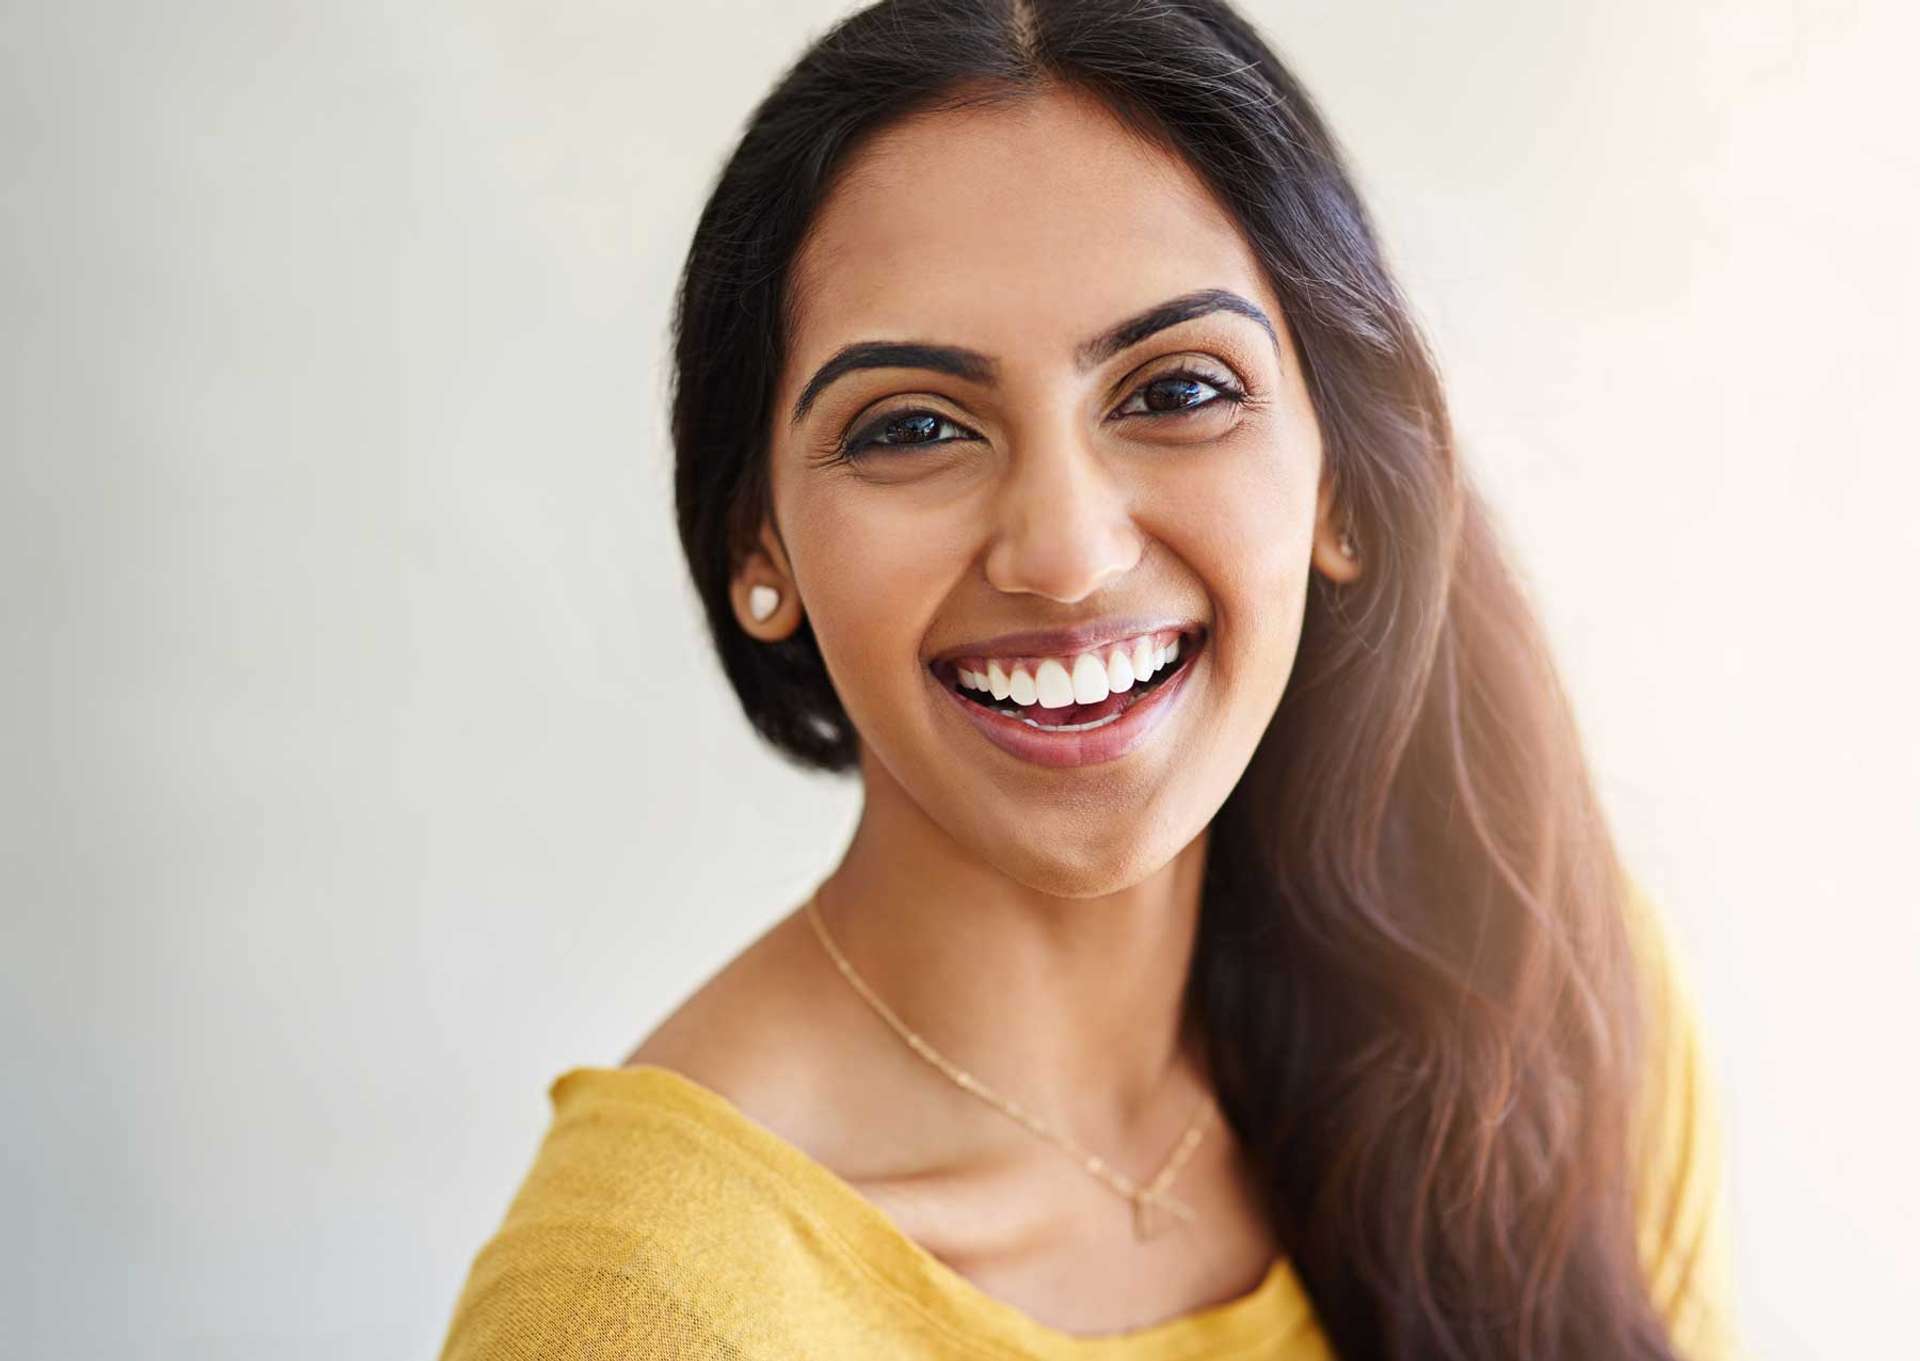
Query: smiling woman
xmin=436 ymin=2 xmax=1736 ymax=1358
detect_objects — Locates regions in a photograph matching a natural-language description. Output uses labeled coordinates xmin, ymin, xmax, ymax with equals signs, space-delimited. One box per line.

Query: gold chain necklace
xmin=803 ymin=886 xmax=1213 ymax=1242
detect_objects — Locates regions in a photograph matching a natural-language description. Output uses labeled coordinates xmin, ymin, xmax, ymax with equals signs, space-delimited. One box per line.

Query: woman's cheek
xmin=797 ymin=494 xmax=956 ymax=685
xmin=1166 ymin=433 xmax=1316 ymax=579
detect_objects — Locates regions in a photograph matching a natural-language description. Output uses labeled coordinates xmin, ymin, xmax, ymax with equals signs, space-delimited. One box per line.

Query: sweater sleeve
xmin=435 ymin=1088 xmax=788 ymax=1361
xmin=437 ymin=1221 xmax=751 ymax=1361
xmin=1624 ymin=879 xmax=1742 ymax=1361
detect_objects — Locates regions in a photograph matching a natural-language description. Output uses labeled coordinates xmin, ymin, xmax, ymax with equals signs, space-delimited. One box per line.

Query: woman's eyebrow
xmin=788 ymin=287 xmax=1277 ymax=425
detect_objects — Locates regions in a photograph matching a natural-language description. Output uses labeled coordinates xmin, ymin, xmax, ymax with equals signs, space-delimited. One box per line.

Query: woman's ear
xmin=730 ymin=519 xmax=804 ymax=640
xmin=1311 ymin=475 xmax=1364 ymax=585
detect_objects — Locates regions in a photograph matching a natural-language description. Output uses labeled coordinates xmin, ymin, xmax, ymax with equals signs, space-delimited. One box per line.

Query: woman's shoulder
xmin=616 ymin=896 xmax=964 ymax=1185
xmin=486 ymin=1063 xmax=808 ymax=1253
xmin=614 ymin=899 xmax=873 ymax=1155
xmin=436 ymin=1063 xmax=849 ymax=1361
xmin=438 ymin=908 xmax=871 ymax=1359
xmin=1619 ymin=875 xmax=1742 ymax=1361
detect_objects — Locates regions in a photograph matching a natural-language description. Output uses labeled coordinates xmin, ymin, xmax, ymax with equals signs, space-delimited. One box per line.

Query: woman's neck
xmin=815 ymin=756 xmax=1214 ymax=1145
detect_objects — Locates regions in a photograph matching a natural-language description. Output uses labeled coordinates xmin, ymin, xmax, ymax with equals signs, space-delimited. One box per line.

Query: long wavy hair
xmin=669 ymin=2 xmax=1672 ymax=1356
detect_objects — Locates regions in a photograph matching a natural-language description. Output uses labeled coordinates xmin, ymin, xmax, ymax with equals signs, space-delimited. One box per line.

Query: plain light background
xmin=4 ymin=0 xmax=1915 ymax=1356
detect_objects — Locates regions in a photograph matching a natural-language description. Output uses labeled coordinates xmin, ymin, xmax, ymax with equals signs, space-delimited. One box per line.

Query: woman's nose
xmin=981 ymin=426 xmax=1143 ymax=604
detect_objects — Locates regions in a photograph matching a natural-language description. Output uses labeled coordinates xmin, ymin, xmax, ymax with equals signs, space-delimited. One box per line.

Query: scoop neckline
xmin=556 ymin=1064 xmax=1310 ymax=1360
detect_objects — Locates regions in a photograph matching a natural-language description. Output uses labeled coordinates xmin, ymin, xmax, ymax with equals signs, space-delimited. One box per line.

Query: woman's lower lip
xmin=930 ymin=639 xmax=1203 ymax=769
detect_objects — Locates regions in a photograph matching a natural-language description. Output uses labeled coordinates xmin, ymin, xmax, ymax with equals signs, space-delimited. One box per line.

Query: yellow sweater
xmin=439 ymin=894 xmax=1737 ymax=1359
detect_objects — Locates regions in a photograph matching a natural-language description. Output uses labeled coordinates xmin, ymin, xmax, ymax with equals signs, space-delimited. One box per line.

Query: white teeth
xmin=1033 ymin=658 xmax=1076 ymax=709
xmin=1022 ymin=709 xmax=1126 ymax=733
xmin=986 ymin=659 xmax=1011 ymax=700
xmin=949 ymin=631 xmax=1193 ymax=705
xmin=1070 ymin=652 xmax=1110 ymax=705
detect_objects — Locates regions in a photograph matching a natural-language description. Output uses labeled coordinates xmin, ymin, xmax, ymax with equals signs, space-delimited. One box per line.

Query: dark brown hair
xmin=670 ymin=2 xmax=1673 ymax=1356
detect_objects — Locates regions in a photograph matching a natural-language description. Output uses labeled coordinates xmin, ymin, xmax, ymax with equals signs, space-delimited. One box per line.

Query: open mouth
xmin=928 ymin=626 xmax=1207 ymax=734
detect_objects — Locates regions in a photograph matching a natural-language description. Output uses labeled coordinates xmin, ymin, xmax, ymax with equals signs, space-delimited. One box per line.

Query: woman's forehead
xmin=786 ymin=89 xmax=1276 ymax=372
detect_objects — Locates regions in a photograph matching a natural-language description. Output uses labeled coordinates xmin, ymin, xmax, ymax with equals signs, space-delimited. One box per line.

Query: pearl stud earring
xmin=748 ymin=584 xmax=780 ymax=622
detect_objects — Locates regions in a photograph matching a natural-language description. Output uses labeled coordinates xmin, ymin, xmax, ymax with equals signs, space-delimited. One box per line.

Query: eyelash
xmin=831 ymin=367 xmax=1248 ymax=463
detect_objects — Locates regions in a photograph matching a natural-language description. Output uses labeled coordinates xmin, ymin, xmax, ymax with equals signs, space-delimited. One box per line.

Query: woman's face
xmin=755 ymin=86 xmax=1354 ymax=896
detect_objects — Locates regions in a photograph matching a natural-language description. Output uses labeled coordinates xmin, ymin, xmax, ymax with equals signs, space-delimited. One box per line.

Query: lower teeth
xmin=1021 ymin=710 xmax=1125 ymax=733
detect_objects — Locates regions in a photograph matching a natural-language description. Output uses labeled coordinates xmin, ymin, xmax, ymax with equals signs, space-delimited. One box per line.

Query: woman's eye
xmin=834 ymin=367 xmax=1245 ymax=461
xmin=1113 ymin=370 xmax=1243 ymax=418
xmin=842 ymin=410 xmax=973 ymax=456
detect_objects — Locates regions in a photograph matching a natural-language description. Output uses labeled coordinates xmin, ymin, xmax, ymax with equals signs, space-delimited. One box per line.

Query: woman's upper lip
xmin=926 ymin=617 xmax=1204 ymax=665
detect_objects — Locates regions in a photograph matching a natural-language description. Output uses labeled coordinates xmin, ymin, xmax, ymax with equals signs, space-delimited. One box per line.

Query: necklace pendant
xmin=1131 ymin=1185 xmax=1198 ymax=1241
xmin=1132 ymin=1190 xmax=1172 ymax=1241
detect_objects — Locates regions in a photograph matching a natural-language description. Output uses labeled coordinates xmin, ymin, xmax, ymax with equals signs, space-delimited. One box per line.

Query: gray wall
xmin=4 ymin=1 xmax=1914 ymax=1355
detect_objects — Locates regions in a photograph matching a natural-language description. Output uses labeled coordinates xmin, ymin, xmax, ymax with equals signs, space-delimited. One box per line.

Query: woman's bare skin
xmin=624 ymin=894 xmax=1283 ymax=1337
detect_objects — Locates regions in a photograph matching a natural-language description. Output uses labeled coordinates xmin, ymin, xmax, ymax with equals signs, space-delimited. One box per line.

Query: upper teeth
xmin=949 ymin=632 xmax=1185 ymax=709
